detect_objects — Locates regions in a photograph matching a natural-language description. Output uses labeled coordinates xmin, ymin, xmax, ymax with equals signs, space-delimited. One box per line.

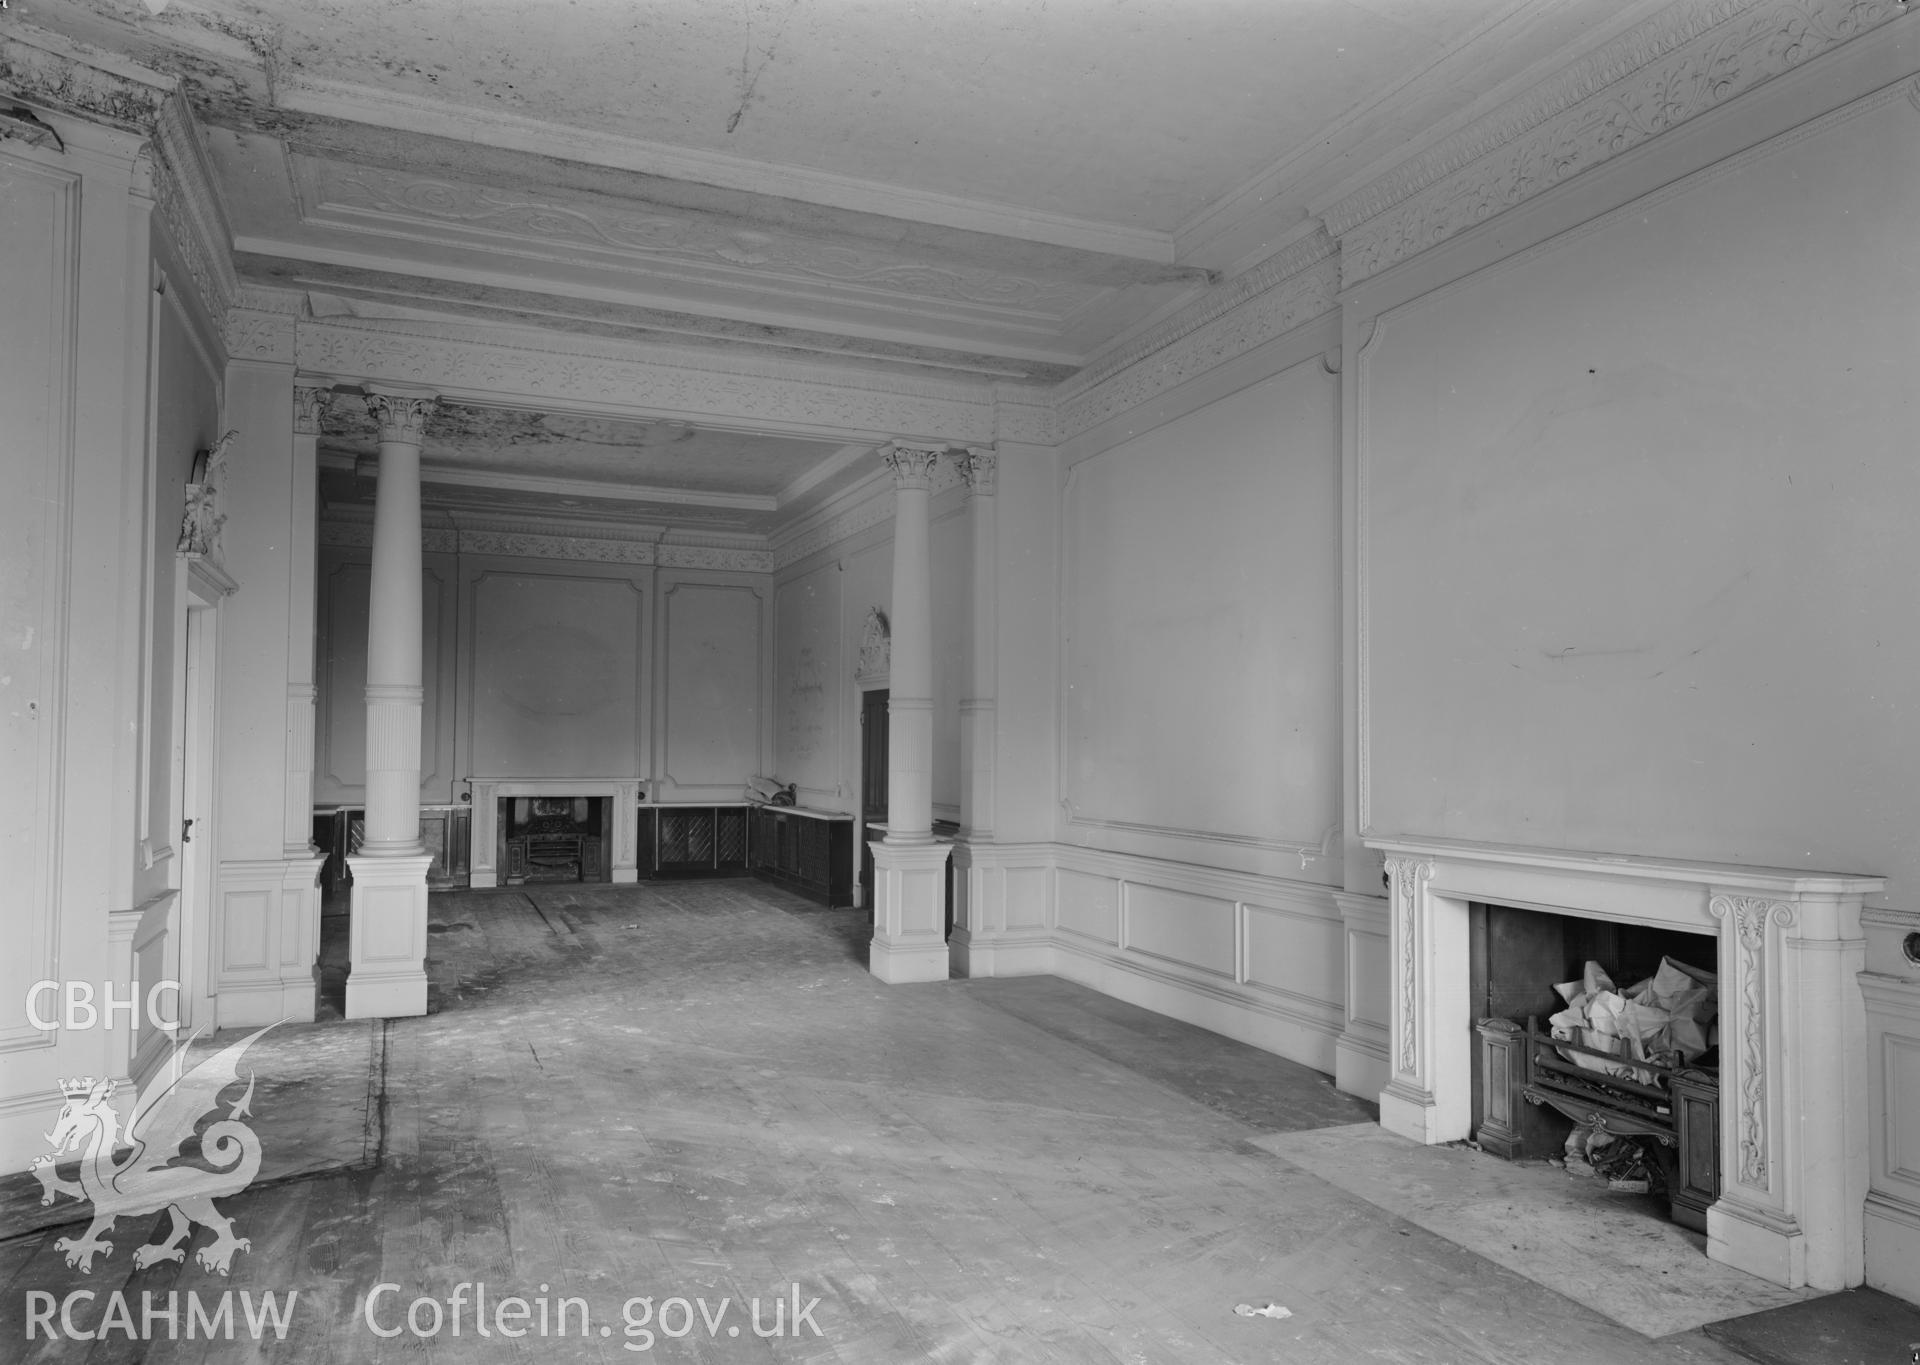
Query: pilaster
xmin=951 ymin=445 xmax=1009 ymax=977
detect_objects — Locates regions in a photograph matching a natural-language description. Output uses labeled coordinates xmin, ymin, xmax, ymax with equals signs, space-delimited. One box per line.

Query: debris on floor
xmin=1234 ymin=1303 xmax=1293 ymax=1319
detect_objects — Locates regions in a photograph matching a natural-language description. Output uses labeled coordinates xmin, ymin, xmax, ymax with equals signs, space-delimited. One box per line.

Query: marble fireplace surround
xmin=469 ymin=778 xmax=644 ymax=888
xmin=1365 ymin=834 xmax=1882 ymax=1292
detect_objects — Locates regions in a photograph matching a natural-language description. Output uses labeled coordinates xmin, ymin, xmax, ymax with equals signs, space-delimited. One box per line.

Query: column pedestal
xmin=870 ymin=840 xmax=952 ymax=984
xmin=345 ymin=853 xmax=433 ymax=1018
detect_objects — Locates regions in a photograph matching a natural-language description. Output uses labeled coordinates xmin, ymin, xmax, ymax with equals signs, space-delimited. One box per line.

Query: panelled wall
xmin=0 ymin=112 xmax=231 ymax=1167
xmin=1050 ymin=358 xmax=1349 ymax=1067
xmin=314 ymin=541 xmax=770 ymax=849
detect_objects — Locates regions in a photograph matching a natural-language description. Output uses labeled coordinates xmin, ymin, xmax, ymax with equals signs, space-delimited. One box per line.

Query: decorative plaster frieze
xmin=990 ymin=389 xmax=1059 ymax=446
xmin=1054 ymin=247 xmax=1340 ymax=438
xmin=312 ymin=164 xmax=1093 ymax=314
xmin=1328 ymin=0 xmax=1906 ymax=285
xmin=318 ymin=511 xmax=770 ymax=571
xmin=297 ymin=318 xmax=998 ymax=443
xmin=227 ymin=308 xmax=296 ymax=364
xmin=457 ymin=528 xmax=653 ymax=563
xmin=655 ymin=543 xmax=772 ymax=572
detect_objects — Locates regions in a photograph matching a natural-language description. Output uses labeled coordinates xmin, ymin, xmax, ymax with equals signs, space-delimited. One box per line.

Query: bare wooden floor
xmin=2 ymin=880 xmax=1782 ymax=1362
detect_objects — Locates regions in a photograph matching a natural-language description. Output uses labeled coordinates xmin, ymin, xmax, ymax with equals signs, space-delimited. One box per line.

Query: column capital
xmin=293 ymin=385 xmax=328 ymax=436
xmin=365 ymin=390 xmax=438 ymax=445
xmin=880 ymin=441 xmax=946 ymax=490
xmin=954 ymin=446 xmax=997 ymax=495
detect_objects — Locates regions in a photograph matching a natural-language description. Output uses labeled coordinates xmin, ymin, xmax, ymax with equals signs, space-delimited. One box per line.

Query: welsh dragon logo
xmin=29 ymin=1024 xmax=275 ymax=1275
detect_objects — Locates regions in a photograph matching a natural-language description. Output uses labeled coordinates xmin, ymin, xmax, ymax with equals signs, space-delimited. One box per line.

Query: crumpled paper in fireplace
xmin=1548 ymin=958 xmax=1718 ymax=1082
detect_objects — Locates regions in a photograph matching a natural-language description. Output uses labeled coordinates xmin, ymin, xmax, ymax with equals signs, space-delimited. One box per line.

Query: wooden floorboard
xmin=2 ymin=879 xmax=1778 ymax=1362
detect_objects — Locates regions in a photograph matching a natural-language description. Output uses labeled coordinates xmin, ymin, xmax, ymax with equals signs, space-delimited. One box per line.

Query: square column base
xmin=345 ymin=852 xmax=433 ymax=1019
xmin=870 ymin=840 xmax=951 ymax=985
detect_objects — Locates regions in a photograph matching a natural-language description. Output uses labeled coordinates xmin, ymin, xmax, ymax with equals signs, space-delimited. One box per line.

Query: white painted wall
xmin=1059 ymin=364 xmax=1341 ymax=878
xmin=1360 ymin=88 xmax=1919 ymax=896
xmin=656 ymin=572 xmax=770 ymax=802
xmin=773 ymin=558 xmax=845 ymax=806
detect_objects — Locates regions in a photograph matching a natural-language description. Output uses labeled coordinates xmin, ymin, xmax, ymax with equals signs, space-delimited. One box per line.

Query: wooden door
xmin=859 ymin=688 xmax=888 ymax=913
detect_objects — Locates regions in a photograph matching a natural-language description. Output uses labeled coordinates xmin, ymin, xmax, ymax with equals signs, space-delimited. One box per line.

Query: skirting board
xmin=1050 ymin=934 xmax=1341 ymax=1075
xmin=1867 ymin=1194 xmax=1920 ymax=1308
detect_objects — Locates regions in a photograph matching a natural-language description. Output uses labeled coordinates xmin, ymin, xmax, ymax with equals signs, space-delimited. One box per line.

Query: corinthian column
xmin=869 ymin=442 xmax=952 ymax=984
xmin=345 ymin=388 xmax=437 ymax=1019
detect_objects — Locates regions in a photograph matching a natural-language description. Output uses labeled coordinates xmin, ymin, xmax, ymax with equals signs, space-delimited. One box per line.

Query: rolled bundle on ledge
xmin=745 ymin=776 xmax=798 ymax=806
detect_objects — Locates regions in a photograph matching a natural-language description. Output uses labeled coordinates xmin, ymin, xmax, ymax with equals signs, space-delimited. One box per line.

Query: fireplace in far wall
xmin=468 ymin=779 xmax=645 ymax=888
xmin=500 ymin=796 xmax=607 ymax=884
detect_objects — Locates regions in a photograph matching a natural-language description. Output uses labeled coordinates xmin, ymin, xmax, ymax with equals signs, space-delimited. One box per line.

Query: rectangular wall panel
xmin=1126 ymin=883 xmax=1235 ymax=978
xmin=1006 ymin=866 xmax=1049 ymax=930
xmin=471 ymin=571 xmax=642 ymax=779
xmin=1061 ymin=363 xmax=1339 ymax=854
xmin=1055 ymin=868 xmax=1119 ymax=945
xmin=773 ymin=562 xmax=842 ymax=801
xmin=1245 ymin=903 xmax=1344 ymax=1009
xmin=662 ymin=579 xmax=762 ymax=792
xmin=0 ymin=156 xmax=75 ymax=1049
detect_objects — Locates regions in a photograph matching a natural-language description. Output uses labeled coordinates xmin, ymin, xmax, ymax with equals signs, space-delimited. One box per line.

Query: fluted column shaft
xmin=883 ymin=443 xmax=941 ymax=846
xmin=360 ymin=391 xmax=433 ymax=854
xmin=957 ymin=448 xmax=996 ymax=841
xmin=285 ymin=386 xmax=325 ymax=856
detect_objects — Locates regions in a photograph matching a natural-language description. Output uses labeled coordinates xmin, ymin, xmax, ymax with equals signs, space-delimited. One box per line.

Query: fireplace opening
xmin=1469 ymin=901 xmax=1720 ymax=1230
xmin=499 ymin=796 xmax=609 ymax=884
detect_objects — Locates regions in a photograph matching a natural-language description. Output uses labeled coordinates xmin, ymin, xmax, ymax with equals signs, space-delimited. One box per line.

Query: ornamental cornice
xmin=1055 ymin=252 xmax=1339 ymax=438
xmin=772 ymin=487 xmax=895 ymax=571
xmin=0 ymin=25 xmax=172 ymax=133
xmin=151 ymin=94 xmax=237 ymax=320
xmin=1327 ymin=0 xmax=1906 ymax=285
xmin=1065 ymin=229 xmax=1338 ymax=398
xmin=318 ymin=506 xmax=772 ymax=571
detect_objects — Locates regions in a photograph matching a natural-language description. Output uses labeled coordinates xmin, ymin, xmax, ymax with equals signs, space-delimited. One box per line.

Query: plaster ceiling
xmin=13 ymin=0 xmax=1646 ymax=538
